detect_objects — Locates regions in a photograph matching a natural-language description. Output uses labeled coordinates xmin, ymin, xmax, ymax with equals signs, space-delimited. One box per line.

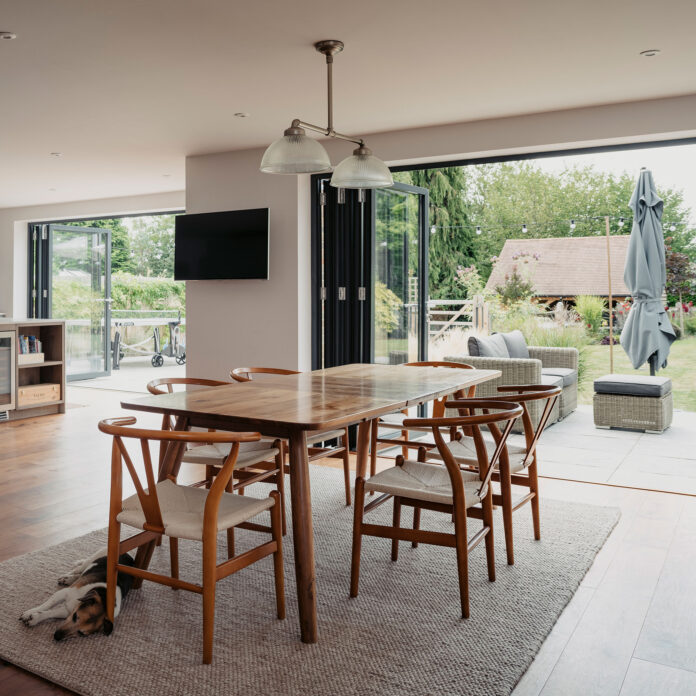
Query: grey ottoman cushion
xmin=468 ymin=333 xmax=509 ymax=358
xmin=594 ymin=374 xmax=672 ymax=397
xmin=499 ymin=330 xmax=530 ymax=359
xmin=540 ymin=373 xmax=564 ymax=388
xmin=542 ymin=367 xmax=578 ymax=387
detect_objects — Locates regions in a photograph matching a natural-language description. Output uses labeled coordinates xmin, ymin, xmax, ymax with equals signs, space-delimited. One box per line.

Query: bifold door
xmin=312 ymin=180 xmax=428 ymax=370
xmin=29 ymin=224 xmax=111 ymax=380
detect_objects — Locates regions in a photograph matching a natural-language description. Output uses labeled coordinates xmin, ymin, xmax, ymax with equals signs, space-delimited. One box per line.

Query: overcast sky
xmin=535 ymin=142 xmax=696 ymax=226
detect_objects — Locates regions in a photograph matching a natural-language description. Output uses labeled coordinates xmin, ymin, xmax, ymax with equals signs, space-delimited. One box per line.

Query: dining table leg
xmin=287 ymin=430 xmax=318 ymax=643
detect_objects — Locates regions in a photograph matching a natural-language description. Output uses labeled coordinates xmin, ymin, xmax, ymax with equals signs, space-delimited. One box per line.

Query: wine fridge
xmin=0 ymin=330 xmax=16 ymax=414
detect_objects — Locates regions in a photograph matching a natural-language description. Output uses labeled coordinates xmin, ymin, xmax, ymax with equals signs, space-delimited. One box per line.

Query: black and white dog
xmin=20 ymin=549 xmax=134 ymax=640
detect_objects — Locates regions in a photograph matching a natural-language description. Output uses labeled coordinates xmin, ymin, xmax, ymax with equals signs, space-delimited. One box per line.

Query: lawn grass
xmin=580 ymin=335 xmax=696 ymax=411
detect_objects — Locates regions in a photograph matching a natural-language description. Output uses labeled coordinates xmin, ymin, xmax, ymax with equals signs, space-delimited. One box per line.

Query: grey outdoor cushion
xmin=594 ymin=374 xmax=672 ymax=398
xmin=499 ymin=330 xmax=530 ymax=359
xmin=540 ymin=373 xmax=564 ymax=388
xmin=468 ymin=333 xmax=509 ymax=358
xmin=542 ymin=367 xmax=578 ymax=387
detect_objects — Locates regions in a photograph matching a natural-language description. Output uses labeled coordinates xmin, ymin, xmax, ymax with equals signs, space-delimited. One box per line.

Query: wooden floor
xmin=2 ymin=391 xmax=696 ymax=695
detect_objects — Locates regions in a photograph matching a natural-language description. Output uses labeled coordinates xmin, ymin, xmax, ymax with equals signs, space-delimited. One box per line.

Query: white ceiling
xmin=1 ymin=0 xmax=695 ymax=208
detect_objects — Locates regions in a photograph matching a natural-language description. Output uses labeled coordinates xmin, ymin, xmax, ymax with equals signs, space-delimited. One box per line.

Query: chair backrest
xmin=403 ymin=399 xmax=523 ymax=506
xmin=146 ymin=378 xmax=233 ymax=462
xmin=230 ymin=367 xmax=299 ymax=383
xmin=403 ymin=361 xmax=476 ymax=417
xmin=147 ymin=377 xmax=231 ymax=396
xmin=98 ymin=417 xmax=261 ymax=535
xmin=448 ymin=384 xmax=561 ymax=469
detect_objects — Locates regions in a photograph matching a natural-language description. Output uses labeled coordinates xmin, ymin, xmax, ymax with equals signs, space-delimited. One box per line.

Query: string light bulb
xmin=476 ymin=226 xmax=482 ymax=235
xmin=430 ymin=225 xmax=436 ymax=235
xmin=570 ymin=219 xmax=576 ymax=230
xmin=522 ymin=223 xmax=528 ymax=234
xmin=669 ymin=224 xmax=676 ymax=232
xmin=618 ymin=217 xmax=625 ymax=227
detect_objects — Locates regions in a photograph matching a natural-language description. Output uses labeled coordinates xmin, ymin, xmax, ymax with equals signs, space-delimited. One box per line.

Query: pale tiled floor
xmin=531 ymin=405 xmax=696 ymax=495
xmin=512 ymin=479 xmax=696 ymax=696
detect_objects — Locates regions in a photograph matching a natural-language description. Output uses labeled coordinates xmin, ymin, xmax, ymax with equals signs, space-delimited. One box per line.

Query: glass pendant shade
xmin=330 ymin=146 xmax=393 ymax=189
xmin=260 ymin=127 xmax=331 ymax=174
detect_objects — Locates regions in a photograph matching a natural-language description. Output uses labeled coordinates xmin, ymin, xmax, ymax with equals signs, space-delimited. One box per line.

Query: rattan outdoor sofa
xmin=446 ymin=330 xmax=579 ymax=431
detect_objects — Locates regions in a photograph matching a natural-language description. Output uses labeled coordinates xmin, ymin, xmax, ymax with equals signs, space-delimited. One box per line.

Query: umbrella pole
xmin=605 ymin=216 xmax=614 ymax=373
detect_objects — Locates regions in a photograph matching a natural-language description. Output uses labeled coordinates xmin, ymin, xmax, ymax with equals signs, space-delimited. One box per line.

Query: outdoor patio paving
xmin=533 ymin=405 xmax=696 ymax=495
xmin=71 ymin=356 xmax=186 ymax=393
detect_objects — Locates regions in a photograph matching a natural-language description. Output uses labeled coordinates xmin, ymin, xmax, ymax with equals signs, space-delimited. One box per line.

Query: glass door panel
xmin=372 ymin=185 xmax=428 ymax=364
xmin=49 ymin=225 xmax=111 ymax=380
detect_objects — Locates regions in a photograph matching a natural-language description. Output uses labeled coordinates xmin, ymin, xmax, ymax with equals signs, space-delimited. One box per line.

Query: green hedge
xmin=52 ymin=272 xmax=184 ymax=319
xmin=110 ymin=272 xmax=185 ymax=313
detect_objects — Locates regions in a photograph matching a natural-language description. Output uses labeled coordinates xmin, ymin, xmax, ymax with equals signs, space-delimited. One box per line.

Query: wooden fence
xmin=427 ymin=296 xmax=489 ymax=342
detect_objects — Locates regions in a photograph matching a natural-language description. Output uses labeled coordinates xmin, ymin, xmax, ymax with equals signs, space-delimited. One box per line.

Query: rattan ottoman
xmin=593 ymin=374 xmax=673 ymax=433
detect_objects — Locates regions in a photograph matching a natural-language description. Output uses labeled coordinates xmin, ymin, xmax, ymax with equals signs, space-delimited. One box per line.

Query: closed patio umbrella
xmin=620 ymin=168 xmax=676 ymax=375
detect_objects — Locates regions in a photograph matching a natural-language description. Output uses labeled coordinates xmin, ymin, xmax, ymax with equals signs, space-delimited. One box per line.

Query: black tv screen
xmin=174 ymin=208 xmax=269 ymax=280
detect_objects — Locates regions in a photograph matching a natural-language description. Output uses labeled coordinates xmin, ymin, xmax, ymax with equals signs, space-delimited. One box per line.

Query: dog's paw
xmin=57 ymin=575 xmax=75 ymax=586
xmin=20 ymin=610 xmax=37 ymax=625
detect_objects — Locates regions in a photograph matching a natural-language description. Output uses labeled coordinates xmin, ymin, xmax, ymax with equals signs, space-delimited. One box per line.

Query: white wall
xmin=0 ymin=191 xmax=185 ymax=318
xmin=185 ymin=149 xmax=312 ymax=380
xmin=186 ymin=94 xmax=696 ymax=377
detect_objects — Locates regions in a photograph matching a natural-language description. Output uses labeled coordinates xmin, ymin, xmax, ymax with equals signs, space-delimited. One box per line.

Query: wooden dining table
xmin=120 ymin=363 xmax=501 ymax=643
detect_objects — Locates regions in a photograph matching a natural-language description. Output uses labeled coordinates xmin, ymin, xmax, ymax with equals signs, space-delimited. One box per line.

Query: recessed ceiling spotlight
xmin=48 ymin=188 xmax=56 ymax=191
xmin=0 ymin=31 xmax=17 ymax=40
xmin=639 ymin=49 xmax=660 ymax=57
xmin=49 ymin=152 xmax=62 ymax=157
xmin=234 ymin=112 xmax=249 ymax=118
xmin=162 ymin=174 xmax=172 ymax=178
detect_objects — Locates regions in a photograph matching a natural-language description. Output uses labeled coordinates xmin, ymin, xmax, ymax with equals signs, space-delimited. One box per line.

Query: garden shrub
xmin=575 ymin=295 xmax=606 ymax=337
xmin=494 ymin=267 xmax=535 ymax=306
xmin=374 ymin=281 xmax=402 ymax=334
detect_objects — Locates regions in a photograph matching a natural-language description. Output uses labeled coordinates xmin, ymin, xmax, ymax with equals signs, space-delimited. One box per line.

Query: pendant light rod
xmin=281 ymin=39 xmax=365 ymax=148
xmin=289 ymin=118 xmax=364 ymax=146
xmin=327 ymin=51 xmax=334 ymax=133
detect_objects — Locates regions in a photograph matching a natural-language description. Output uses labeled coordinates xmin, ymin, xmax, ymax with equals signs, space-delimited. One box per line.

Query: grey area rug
xmin=0 ymin=466 xmax=619 ymax=696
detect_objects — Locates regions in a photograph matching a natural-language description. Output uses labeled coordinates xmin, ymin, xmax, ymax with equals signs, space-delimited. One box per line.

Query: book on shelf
xmin=18 ymin=335 xmax=43 ymax=355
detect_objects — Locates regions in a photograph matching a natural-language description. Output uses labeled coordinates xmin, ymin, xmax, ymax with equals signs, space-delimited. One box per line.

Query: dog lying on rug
xmin=20 ymin=549 xmax=134 ymax=640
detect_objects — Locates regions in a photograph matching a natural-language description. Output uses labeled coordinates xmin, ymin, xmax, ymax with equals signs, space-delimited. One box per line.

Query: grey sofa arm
xmin=444 ymin=354 xmax=557 ymax=431
xmin=444 ymin=355 xmax=542 ymax=397
xmin=528 ymin=346 xmax=578 ymax=371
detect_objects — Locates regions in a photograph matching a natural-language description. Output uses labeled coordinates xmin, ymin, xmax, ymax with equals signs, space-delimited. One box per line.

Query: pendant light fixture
xmin=260 ymin=40 xmax=393 ymax=189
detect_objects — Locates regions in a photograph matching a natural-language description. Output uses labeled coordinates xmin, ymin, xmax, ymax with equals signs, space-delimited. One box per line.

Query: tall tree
xmin=129 ymin=215 xmax=177 ymax=277
xmin=396 ymin=168 xmax=475 ymax=299
xmin=466 ymin=162 xmax=695 ymax=280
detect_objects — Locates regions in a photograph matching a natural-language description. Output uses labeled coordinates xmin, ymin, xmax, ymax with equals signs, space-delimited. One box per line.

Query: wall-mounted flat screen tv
xmin=174 ymin=208 xmax=269 ymax=280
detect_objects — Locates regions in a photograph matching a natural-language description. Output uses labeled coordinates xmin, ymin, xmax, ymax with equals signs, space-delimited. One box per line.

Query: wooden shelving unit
xmin=0 ymin=319 xmax=66 ymax=422
xmin=18 ymin=360 xmax=63 ymax=369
